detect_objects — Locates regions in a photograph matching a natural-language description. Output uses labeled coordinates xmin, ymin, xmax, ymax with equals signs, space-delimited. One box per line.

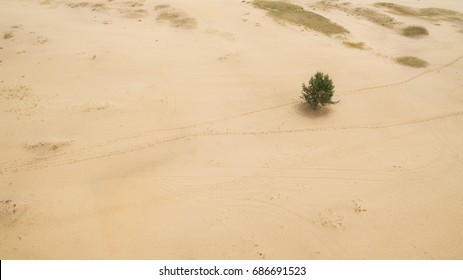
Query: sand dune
xmin=1 ymin=0 xmax=463 ymax=259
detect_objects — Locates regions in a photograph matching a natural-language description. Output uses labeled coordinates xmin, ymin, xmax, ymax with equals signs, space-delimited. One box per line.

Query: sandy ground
xmin=1 ymin=0 xmax=462 ymax=259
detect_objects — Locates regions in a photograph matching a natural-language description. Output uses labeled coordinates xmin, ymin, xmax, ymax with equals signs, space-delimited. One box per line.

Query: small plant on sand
xmin=301 ymin=72 xmax=338 ymax=110
xmin=396 ymin=56 xmax=428 ymax=68
xmin=3 ymin=32 xmax=13 ymax=39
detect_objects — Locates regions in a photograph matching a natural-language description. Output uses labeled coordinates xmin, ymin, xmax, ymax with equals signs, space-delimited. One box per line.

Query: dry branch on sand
xmin=401 ymin=26 xmax=429 ymax=38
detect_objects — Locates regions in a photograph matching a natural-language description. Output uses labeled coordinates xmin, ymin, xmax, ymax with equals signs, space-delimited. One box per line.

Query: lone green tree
xmin=301 ymin=72 xmax=338 ymax=110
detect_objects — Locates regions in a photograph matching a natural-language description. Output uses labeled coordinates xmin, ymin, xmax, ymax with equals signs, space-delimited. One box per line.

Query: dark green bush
xmin=301 ymin=72 xmax=338 ymax=110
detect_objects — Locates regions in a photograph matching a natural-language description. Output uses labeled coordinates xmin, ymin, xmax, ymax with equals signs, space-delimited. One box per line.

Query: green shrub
xmin=343 ymin=41 xmax=365 ymax=49
xmin=402 ymin=26 xmax=429 ymax=37
xmin=301 ymin=72 xmax=338 ymax=110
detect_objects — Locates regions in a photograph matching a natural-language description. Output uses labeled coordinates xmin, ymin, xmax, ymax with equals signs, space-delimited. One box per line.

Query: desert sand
xmin=1 ymin=0 xmax=462 ymax=259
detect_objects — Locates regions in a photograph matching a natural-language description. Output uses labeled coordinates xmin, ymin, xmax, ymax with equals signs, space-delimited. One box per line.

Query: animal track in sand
xmin=316 ymin=209 xmax=345 ymax=229
xmin=317 ymin=1 xmax=400 ymax=29
xmin=0 ymin=200 xmax=26 ymax=227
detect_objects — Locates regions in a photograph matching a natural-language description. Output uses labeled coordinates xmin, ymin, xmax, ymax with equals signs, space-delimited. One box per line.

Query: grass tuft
xmin=375 ymin=2 xmax=463 ymax=23
xmin=375 ymin=2 xmax=416 ymax=16
xmin=156 ymin=8 xmax=197 ymax=29
xmin=352 ymin=7 xmax=398 ymax=28
xmin=3 ymin=32 xmax=13 ymax=39
xmin=316 ymin=1 xmax=399 ymax=28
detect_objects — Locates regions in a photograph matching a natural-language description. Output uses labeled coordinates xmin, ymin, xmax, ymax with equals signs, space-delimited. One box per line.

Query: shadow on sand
xmin=294 ymin=102 xmax=332 ymax=119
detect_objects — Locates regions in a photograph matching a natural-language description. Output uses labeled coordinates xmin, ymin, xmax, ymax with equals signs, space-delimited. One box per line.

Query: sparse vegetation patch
xmin=396 ymin=56 xmax=428 ymax=68
xmin=352 ymin=7 xmax=399 ymax=28
xmin=375 ymin=2 xmax=463 ymax=23
xmin=401 ymin=26 xmax=429 ymax=38
xmin=122 ymin=8 xmax=148 ymax=19
xmin=375 ymin=2 xmax=417 ymax=16
xmin=343 ymin=41 xmax=365 ymax=49
xmin=253 ymin=0 xmax=348 ymax=35
xmin=91 ymin=3 xmax=107 ymax=12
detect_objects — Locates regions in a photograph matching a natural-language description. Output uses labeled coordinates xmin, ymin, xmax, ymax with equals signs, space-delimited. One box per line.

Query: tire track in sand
xmin=1 ymin=54 xmax=462 ymax=175
xmin=0 ymin=110 xmax=462 ymax=175
xmin=0 ymin=101 xmax=297 ymax=174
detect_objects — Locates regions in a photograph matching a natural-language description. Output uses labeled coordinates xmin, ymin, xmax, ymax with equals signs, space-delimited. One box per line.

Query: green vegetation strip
xmin=396 ymin=56 xmax=428 ymax=68
xmin=375 ymin=2 xmax=463 ymax=23
xmin=253 ymin=0 xmax=348 ymax=35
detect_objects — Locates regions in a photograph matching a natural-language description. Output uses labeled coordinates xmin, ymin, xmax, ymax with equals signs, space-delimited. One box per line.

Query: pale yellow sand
xmin=1 ymin=0 xmax=462 ymax=259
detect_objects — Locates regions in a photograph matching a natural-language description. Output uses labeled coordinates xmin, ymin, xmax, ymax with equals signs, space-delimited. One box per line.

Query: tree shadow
xmin=294 ymin=102 xmax=332 ymax=119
